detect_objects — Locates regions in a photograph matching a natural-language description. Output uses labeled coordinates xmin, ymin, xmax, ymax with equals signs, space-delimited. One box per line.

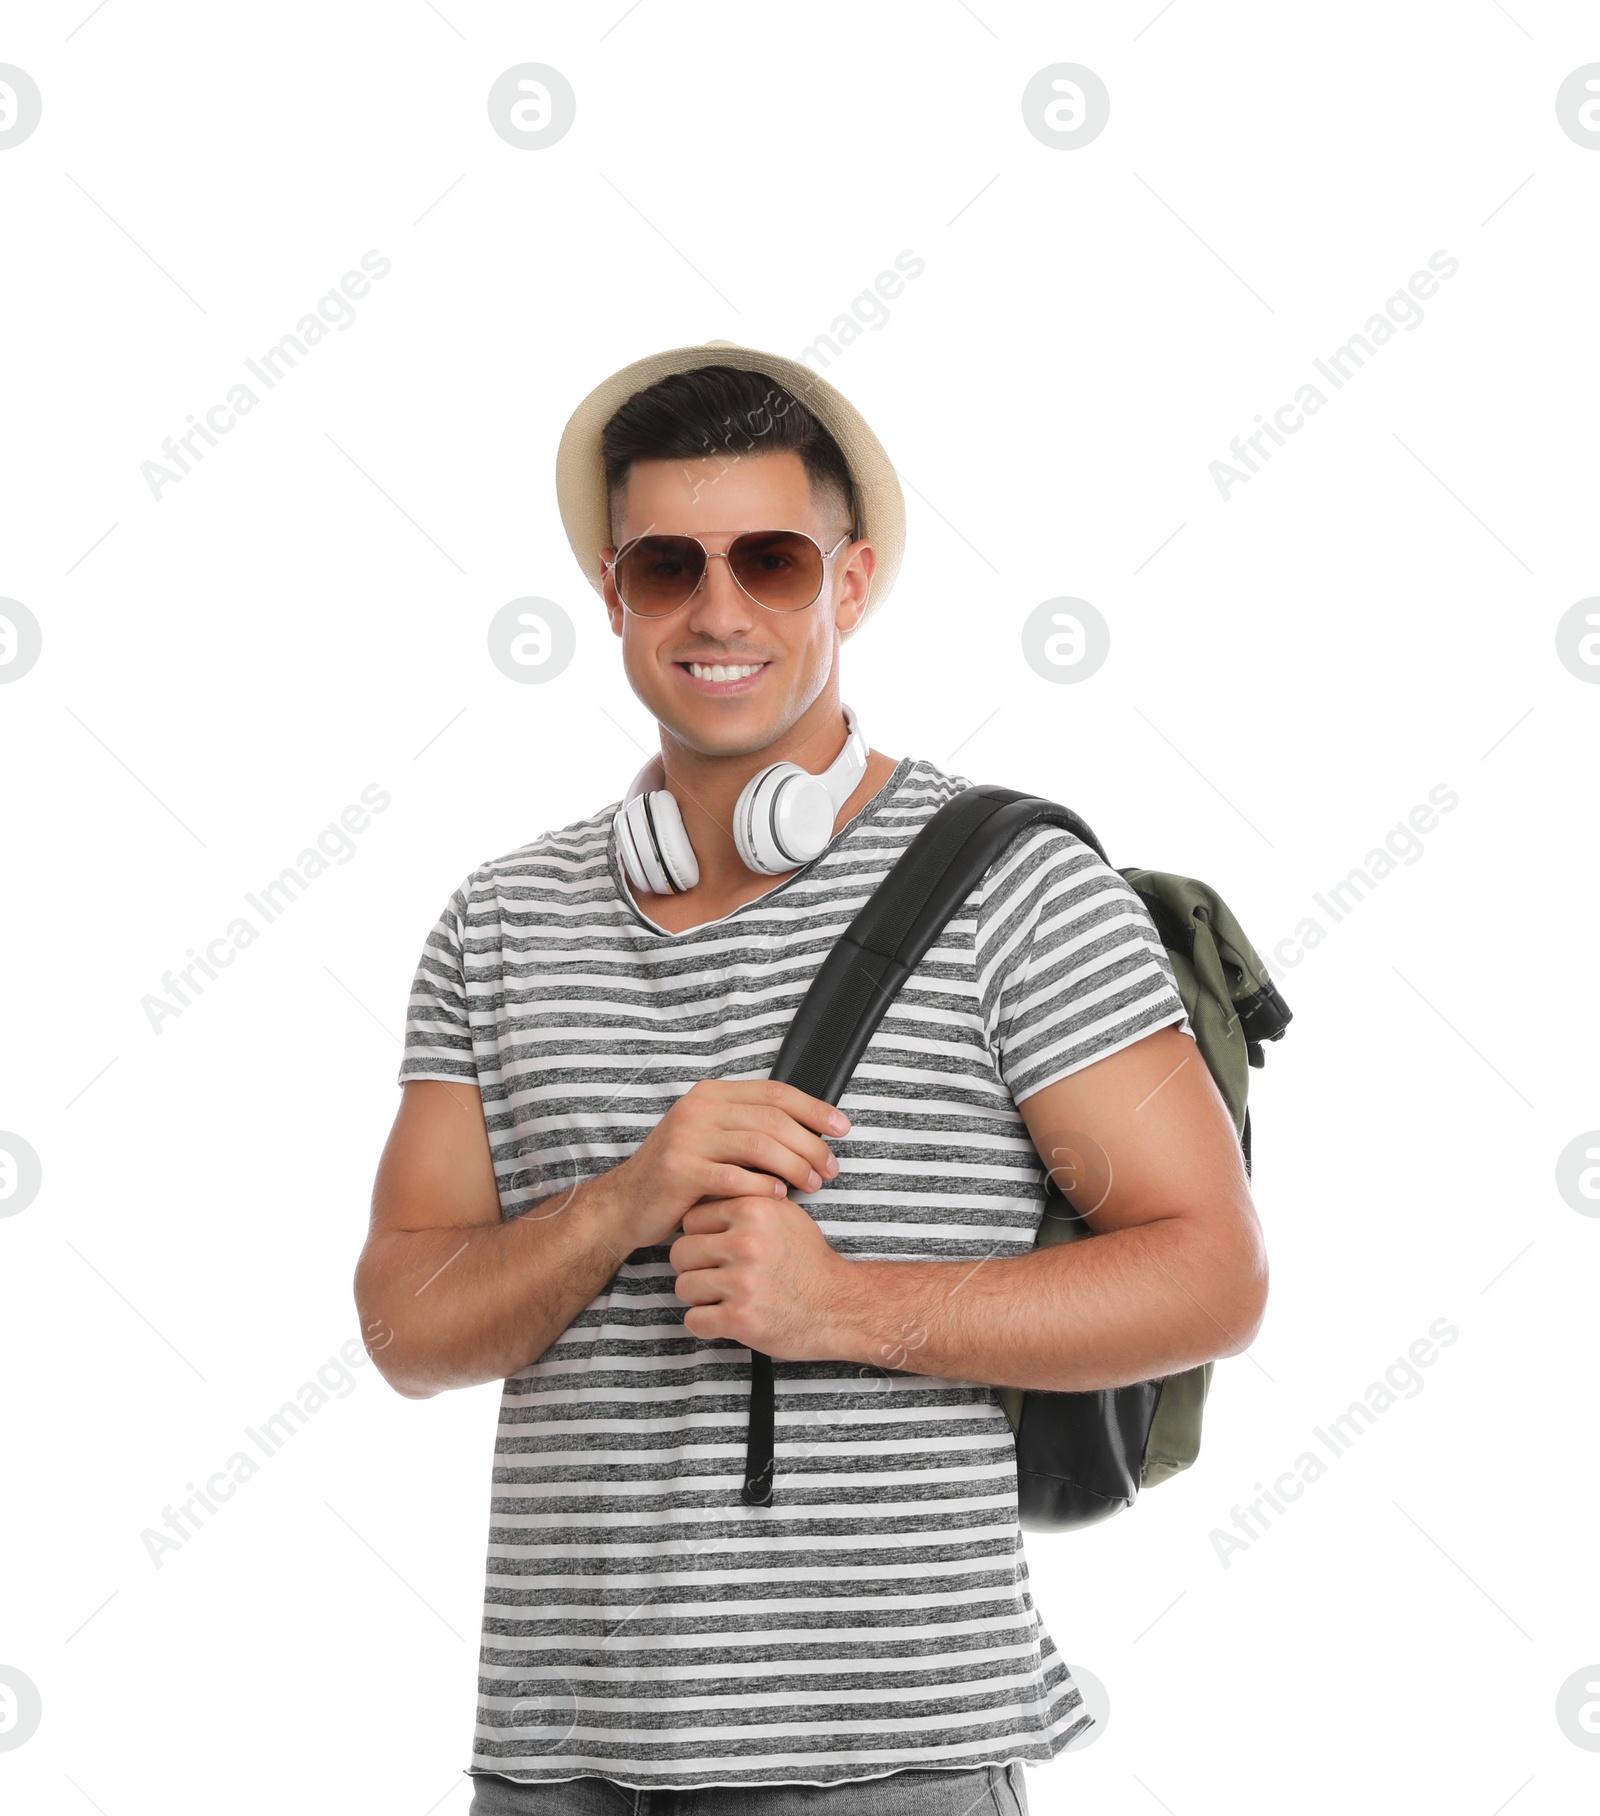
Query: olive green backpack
xmin=741 ymin=784 xmax=1292 ymax=1531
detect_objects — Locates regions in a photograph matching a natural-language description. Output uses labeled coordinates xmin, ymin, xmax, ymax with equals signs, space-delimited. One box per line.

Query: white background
xmin=2 ymin=2 xmax=1597 ymax=1811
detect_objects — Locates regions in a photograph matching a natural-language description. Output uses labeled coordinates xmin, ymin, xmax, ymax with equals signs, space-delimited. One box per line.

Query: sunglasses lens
xmin=728 ymin=532 xmax=825 ymax=611
xmin=614 ymin=535 xmax=706 ymax=616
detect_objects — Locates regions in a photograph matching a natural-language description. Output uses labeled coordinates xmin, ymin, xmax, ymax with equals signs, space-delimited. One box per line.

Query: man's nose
xmin=687 ymin=551 xmax=759 ymax=618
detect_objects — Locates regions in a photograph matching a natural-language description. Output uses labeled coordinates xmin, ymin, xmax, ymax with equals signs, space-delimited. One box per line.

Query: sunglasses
xmin=608 ymin=528 xmax=853 ymax=618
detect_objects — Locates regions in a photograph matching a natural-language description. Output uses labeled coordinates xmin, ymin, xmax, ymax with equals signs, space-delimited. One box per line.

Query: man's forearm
xmin=358 ymin=1173 xmax=639 ymax=1398
xmin=822 ymin=1216 xmax=1267 ymax=1393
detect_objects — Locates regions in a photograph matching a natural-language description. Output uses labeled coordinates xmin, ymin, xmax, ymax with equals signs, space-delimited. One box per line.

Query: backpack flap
xmin=1118 ymin=868 xmax=1292 ymax=1139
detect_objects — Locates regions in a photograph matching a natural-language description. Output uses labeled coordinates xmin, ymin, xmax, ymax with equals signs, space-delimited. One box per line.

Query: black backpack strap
xmin=741 ymin=784 xmax=1104 ymax=1506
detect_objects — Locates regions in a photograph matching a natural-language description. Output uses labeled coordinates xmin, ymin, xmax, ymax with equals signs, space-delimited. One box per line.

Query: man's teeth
xmin=687 ymin=662 xmax=764 ymax=681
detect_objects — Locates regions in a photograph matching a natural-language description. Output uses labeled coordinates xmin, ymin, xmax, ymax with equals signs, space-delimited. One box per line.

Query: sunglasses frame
xmin=607 ymin=527 xmax=854 ymax=619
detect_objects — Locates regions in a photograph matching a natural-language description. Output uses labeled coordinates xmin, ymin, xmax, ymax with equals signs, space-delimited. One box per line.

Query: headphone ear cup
xmin=735 ymin=766 xmax=836 ymax=875
xmin=613 ymin=799 xmax=653 ymax=894
xmin=616 ymin=790 xmax=699 ymax=894
xmin=732 ymin=765 xmax=789 ymax=875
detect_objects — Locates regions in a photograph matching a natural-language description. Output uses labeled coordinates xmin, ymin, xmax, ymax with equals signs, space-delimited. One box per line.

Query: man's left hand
xmin=670 ymin=1192 xmax=855 ymax=1360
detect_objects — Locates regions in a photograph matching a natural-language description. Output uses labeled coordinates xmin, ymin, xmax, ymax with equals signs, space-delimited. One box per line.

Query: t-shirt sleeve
xmin=396 ymin=875 xmax=478 ymax=1086
xmin=976 ymin=826 xmax=1195 ymax=1105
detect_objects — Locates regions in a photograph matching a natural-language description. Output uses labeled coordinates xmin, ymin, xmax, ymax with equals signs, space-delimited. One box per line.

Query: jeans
xmin=465 ymin=1760 xmax=1028 ymax=1814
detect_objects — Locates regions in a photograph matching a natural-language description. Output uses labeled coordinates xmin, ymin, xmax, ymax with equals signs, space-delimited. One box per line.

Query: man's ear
xmin=834 ymin=541 xmax=877 ymax=636
xmin=600 ymin=547 xmax=624 ymax=636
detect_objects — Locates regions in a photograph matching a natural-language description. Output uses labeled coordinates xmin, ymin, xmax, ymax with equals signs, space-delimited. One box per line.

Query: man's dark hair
xmin=600 ymin=364 xmax=859 ymax=546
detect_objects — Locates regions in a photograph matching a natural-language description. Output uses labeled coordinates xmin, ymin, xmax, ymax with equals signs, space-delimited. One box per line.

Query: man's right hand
xmin=602 ymin=1079 xmax=850 ymax=1251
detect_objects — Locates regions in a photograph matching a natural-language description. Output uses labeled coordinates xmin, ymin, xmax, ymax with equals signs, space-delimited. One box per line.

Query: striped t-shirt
xmin=397 ymin=753 xmax=1193 ymax=1793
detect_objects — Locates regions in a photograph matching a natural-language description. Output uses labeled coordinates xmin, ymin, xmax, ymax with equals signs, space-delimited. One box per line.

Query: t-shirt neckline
xmin=609 ymin=753 xmax=921 ymax=939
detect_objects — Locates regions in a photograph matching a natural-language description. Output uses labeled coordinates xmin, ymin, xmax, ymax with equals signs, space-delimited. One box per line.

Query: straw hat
xmin=554 ymin=339 xmax=904 ymax=640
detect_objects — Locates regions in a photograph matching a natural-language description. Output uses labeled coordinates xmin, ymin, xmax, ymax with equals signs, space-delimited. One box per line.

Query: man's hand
xmin=669 ymin=1192 xmax=856 ymax=1361
xmin=609 ymin=1079 xmax=850 ymax=1251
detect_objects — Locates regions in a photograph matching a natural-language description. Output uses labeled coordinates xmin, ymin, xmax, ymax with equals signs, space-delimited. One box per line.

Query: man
xmin=355 ymin=341 xmax=1268 ymax=1814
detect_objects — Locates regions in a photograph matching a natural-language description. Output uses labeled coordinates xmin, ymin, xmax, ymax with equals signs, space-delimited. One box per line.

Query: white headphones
xmin=614 ymin=703 xmax=870 ymax=896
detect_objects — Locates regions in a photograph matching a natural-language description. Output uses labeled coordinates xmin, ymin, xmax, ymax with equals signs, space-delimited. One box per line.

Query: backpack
xmin=740 ymin=783 xmax=1292 ymax=1531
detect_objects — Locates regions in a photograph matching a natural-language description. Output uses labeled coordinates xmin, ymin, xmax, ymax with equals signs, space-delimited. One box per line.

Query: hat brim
xmin=554 ymin=339 xmax=903 ymax=641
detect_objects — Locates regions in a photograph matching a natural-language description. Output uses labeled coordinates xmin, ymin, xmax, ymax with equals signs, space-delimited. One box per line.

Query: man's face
xmin=600 ymin=449 xmax=874 ymax=758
